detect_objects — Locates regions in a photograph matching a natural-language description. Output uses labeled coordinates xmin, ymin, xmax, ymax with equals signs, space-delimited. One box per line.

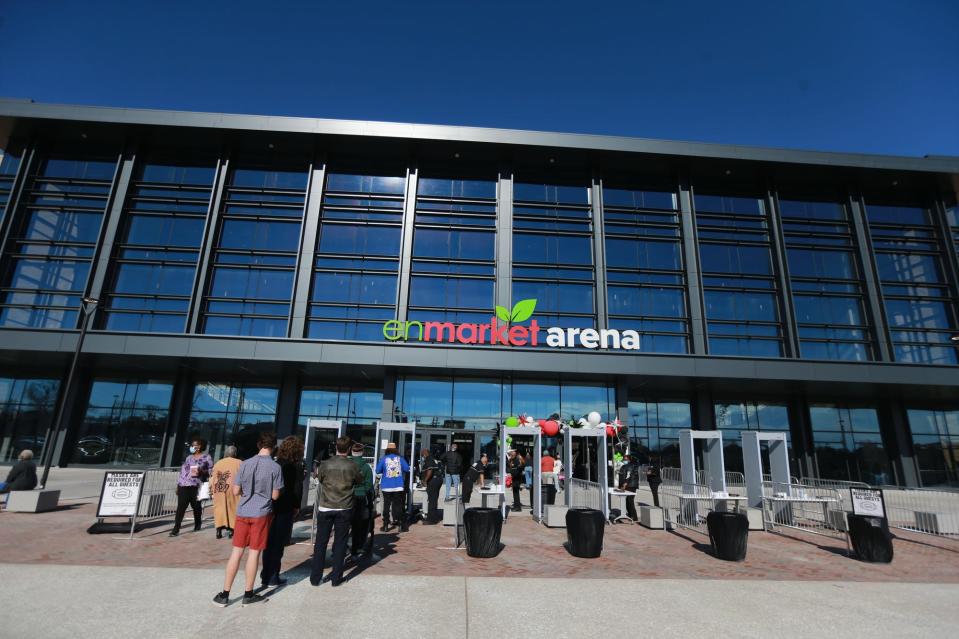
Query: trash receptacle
xmin=847 ymin=514 xmax=893 ymax=563
xmin=565 ymin=508 xmax=605 ymax=558
xmin=463 ymin=507 xmax=503 ymax=558
xmin=540 ymin=483 xmax=557 ymax=507
xmin=706 ymin=511 xmax=748 ymax=561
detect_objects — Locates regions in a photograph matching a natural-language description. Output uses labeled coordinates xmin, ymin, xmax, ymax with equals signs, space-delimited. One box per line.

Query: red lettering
xmin=478 ymin=323 xmax=489 ymax=344
xmin=423 ymin=322 xmax=456 ymax=342
xmin=508 ymin=325 xmax=528 ymax=346
xmin=456 ymin=323 xmax=479 ymax=344
xmin=529 ymin=319 xmax=540 ymax=346
xmin=489 ymin=317 xmax=508 ymax=345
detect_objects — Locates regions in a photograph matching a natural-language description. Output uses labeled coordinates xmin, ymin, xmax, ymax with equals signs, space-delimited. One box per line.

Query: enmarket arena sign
xmin=383 ymin=299 xmax=642 ymax=350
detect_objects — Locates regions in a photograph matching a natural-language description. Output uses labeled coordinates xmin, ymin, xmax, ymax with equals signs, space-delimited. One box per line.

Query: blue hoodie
xmin=375 ymin=453 xmax=410 ymax=491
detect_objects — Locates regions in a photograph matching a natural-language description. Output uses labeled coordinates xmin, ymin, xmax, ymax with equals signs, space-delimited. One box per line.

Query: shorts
xmin=232 ymin=514 xmax=273 ymax=551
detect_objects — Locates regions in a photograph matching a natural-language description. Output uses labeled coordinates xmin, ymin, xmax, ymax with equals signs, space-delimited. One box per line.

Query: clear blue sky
xmin=1 ymin=1 xmax=956 ymax=156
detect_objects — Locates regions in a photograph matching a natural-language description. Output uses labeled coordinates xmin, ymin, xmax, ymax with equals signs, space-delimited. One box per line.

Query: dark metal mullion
xmin=0 ymin=143 xmax=38 ymax=266
xmin=679 ymin=175 xmax=707 ymax=354
xmin=848 ymin=191 xmax=893 ymax=361
xmin=395 ymin=165 xmax=417 ymax=322
xmin=187 ymin=151 xmax=230 ymax=334
xmin=928 ymin=197 xmax=959 ymax=334
xmin=289 ymin=152 xmax=326 ymax=339
xmin=766 ymin=187 xmax=800 ymax=358
xmin=85 ymin=145 xmax=138 ymax=327
xmin=495 ymin=167 xmax=513 ymax=312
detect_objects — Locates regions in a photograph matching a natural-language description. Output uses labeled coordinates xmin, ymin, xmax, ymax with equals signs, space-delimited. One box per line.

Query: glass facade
xmin=864 ymin=201 xmax=957 ymax=365
xmin=71 ymin=379 xmax=173 ymax=466
xmin=626 ymin=400 xmax=691 ymax=467
xmin=408 ymin=175 xmax=497 ymax=324
xmin=187 ymin=382 xmax=278 ymax=460
xmin=603 ymin=186 xmax=688 ymax=353
xmin=0 ymin=155 xmax=117 ymax=328
xmin=713 ymin=401 xmax=795 ymax=474
xmin=298 ymin=386 xmax=383 ymax=446
xmin=809 ymin=404 xmax=892 ymax=484
xmin=780 ymin=197 xmax=873 ymax=361
xmin=202 ymin=161 xmax=307 ymax=337
xmin=102 ymin=159 xmax=215 ymax=332
xmin=512 ymin=180 xmax=595 ymax=330
xmin=906 ymin=408 xmax=959 ymax=487
xmin=0 ymin=147 xmax=22 ymax=225
xmin=0 ymin=377 xmax=59 ymax=462
xmin=307 ymin=171 xmax=404 ymax=340
xmin=696 ymin=192 xmax=783 ymax=357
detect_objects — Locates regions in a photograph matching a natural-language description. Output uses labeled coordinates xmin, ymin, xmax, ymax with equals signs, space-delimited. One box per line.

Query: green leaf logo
xmin=494 ymin=305 xmax=511 ymax=323
xmin=510 ymin=298 xmax=537 ymax=323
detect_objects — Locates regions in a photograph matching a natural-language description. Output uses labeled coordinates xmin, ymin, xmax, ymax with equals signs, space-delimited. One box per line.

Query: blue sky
xmin=0 ymin=1 xmax=956 ymax=156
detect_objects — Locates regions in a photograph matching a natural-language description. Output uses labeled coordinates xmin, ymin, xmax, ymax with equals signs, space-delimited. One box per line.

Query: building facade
xmin=0 ymin=101 xmax=957 ymax=487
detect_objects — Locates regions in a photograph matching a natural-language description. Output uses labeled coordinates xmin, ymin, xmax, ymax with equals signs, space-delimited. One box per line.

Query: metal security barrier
xmin=761 ymin=481 xmax=848 ymax=550
xmin=725 ymin=471 xmax=746 ymax=495
xmin=763 ymin=472 xmax=800 ymax=485
xmin=128 ymin=467 xmax=206 ymax=539
xmin=568 ymin=477 xmax=603 ymax=510
xmin=879 ymin=486 xmax=959 ymax=538
xmin=800 ymin=478 xmax=869 ymax=512
xmin=660 ymin=480 xmax=745 ymax=536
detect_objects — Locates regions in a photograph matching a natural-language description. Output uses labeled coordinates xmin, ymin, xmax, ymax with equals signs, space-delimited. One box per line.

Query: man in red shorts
xmin=213 ymin=431 xmax=284 ymax=607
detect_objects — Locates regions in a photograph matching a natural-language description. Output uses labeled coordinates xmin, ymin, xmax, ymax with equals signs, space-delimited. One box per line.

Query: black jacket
xmin=422 ymin=455 xmax=443 ymax=483
xmin=618 ymin=460 xmax=641 ymax=490
xmin=273 ymin=460 xmax=303 ymax=514
xmin=442 ymin=450 xmax=463 ymax=474
xmin=507 ymin=456 xmax=523 ymax=478
xmin=4 ymin=460 xmax=38 ymax=491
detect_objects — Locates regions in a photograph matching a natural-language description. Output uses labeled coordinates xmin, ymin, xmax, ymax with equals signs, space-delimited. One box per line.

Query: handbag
xmin=198 ymin=481 xmax=211 ymax=501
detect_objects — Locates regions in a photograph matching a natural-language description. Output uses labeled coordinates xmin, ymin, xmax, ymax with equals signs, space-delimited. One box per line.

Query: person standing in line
xmin=421 ymin=448 xmax=443 ymax=524
xmin=441 ymin=443 xmax=462 ymax=501
xmin=348 ymin=441 xmax=374 ymax=559
xmin=170 ymin=437 xmax=213 ymax=537
xmin=507 ymin=449 xmax=524 ymax=512
xmin=375 ymin=442 xmax=409 ymax=532
xmin=461 ymin=453 xmax=488 ymax=505
xmin=210 ymin=446 xmax=241 ymax=539
xmin=260 ymin=436 xmax=303 ymax=588
xmin=213 ymin=432 xmax=283 ymax=607
xmin=540 ymin=449 xmax=555 ymax=485
xmin=0 ymin=449 xmax=38 ymax=494
xmin=647 ymin=458 xmax=663 ymax=508
xmin=554 ymin=455 xmax=564 ymax=492
xmin=618 ymin=453 xmax=641 ymax=521
xmin=523 ymin=450 xmax=533 ymax=489
xmin=310 ymin=436 xmax=362 ymax=588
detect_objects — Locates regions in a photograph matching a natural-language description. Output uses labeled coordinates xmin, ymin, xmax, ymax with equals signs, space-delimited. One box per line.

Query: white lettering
xmin=600 ymin=329 xmax=620 ymax=349
xmin=546 ymin=327 xmax=566 ymax=347
xmin=621 ymin=330 xmax=641 ymax=350
xmin=580 ymin=328 xmax=599 ymax=348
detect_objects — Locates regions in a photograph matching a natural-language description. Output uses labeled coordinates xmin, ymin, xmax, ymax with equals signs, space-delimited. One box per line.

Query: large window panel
xmin=0 ymin=377 xmax=59 ymax=463
xmin=809 ymin=404 xmax=892 ymax=484
xmin=627 ymin=400 xmax=691 ymax=467
xmin=189 ymin=382 xmax=278 ymax=460
xmin=906 ymin=409 xmax=959 ymax=487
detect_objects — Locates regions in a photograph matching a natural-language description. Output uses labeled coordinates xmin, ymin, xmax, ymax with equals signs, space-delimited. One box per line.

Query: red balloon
xmin=537 ymin=418 xmax=547 ymax=429
xmin=543 ymin=420 xmax=560 ymax=437
xmin=606 ymin=425 xmax=616 ymax=438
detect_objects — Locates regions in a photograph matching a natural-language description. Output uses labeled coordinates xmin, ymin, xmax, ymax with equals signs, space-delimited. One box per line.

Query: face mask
xmin=189 ymin=446 xmax=197 ymax=453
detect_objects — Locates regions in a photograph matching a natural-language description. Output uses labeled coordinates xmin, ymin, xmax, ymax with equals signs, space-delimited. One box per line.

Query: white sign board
xmin=851 ymin=487 xmax=885 ymax=518
xmin=96 ymin=471 xmax=145 ymax=517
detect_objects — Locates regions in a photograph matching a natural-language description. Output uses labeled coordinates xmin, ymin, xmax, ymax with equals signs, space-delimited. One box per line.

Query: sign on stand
xmin=850 ymin=487 xmax=886 ymax=518
xmin=96 ymin=471 xmax=145 ymax=518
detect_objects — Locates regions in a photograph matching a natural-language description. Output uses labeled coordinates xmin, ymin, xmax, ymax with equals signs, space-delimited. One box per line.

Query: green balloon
xmin=505 ymin=416 xmax=519 ymax=428
xmin=614 ymin=452 xmax=624 ymax=462
xmin=506 ymin=436 xmax=513 ymax=446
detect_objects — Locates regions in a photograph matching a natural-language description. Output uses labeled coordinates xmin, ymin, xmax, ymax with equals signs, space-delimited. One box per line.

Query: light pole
xmin=39 ymin=297 xmax=99 ymax=489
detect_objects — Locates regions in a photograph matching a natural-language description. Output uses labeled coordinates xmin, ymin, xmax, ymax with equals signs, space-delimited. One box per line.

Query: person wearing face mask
xmin=170 ymin=437 xmax=214 ymax=537
xmin=348 ymin=441 xmax=374 ymax=559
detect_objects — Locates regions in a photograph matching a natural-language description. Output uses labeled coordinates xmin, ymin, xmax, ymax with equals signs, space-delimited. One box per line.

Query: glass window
xmin=189 ymin=383 xmax=278 ymax=460
xmin=627 ymin=401 xmax=691 ymax=467
xmin=0 ymin=377 xmax=59 ymax=463
xmin=72 ymin=380 xmax=173 ymax=466
xmin=809 ymin=404 xmax=891 ymax=484
xmin=906 ymin=409 xmax=959 ymax=487
xmin=713 ymin=402 xmax=793 ymax=474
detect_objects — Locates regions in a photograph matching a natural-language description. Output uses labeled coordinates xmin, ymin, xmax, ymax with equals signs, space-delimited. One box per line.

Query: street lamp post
xmin=39 ymin=297 xmax=99 ymax=489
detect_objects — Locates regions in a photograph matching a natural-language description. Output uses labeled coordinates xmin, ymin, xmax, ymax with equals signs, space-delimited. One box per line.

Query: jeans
xmin=443 ymin=473 xmax=460 ymax=500
xmin=351 ymin=493 xmax=373 ymax=554
xmin=260 ymin=509 xmax=294 ymax=585
xmin=172 ymin=485 xmax=201 ymax=533
xmin=310 ymin=507 xmax=353 ymax=585
xmin=524 ymin=468 xmax=532 ymax=487
xmin=382 ymin=490 xmax=406 ymax=528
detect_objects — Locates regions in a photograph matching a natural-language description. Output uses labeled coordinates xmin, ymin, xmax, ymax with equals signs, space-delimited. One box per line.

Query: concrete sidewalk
xmin=1 ymin=563 xmax=955 ymax=639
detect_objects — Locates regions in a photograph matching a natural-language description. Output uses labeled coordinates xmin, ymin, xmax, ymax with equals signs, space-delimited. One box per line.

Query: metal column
xmin=679 ymin=176 xmax=707 ymax=354
xmin=288 ymin=153 xmax=326 ymax=338
xmin=394 ymin=165 xmax=418 ymax=322
xmin=495 ymin=167 xmax=514 ymax=312
xmin=187 ymin=152 xmax=230 ymax=334
xmin=847 ymin=190 xmax=893 ymax=361
xmin=590 ymin=175 xmax=608 ymax=330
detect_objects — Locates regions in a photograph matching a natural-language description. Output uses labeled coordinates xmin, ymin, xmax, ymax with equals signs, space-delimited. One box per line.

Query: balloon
xmin=537 ymin=419 xmax=547 ymax=429
xmin=606 ymin=425 xmax=615 ymax=438
xmin=614 ymin=452 xmax=624 ymax=462
xmin=577 ymin=417 xmax=588 ymax=428
xmin=505 ymin=416 xmax=519 ymax=428
xmin=587 ymin=411 xmax=601 ymax=427
xmin=543 ymin=420 xmax=560 ymax=437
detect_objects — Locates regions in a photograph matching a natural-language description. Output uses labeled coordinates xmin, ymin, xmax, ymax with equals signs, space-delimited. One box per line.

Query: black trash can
xmin=463 ymin=507 xmax=503 ymax=558
xmin=540 ymin=483 xmax=557 ymax=506
xmin=706 ymin=511 xmax=749 ymax=561
xmin=565 ymin=508 xmax=605 ymax=558
xmin=847 ymin=514 xmax=893 ymax=563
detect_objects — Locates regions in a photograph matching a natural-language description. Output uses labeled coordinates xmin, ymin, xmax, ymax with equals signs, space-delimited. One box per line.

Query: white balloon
xmin=587 ymin=411 xmax=601 ymax=427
